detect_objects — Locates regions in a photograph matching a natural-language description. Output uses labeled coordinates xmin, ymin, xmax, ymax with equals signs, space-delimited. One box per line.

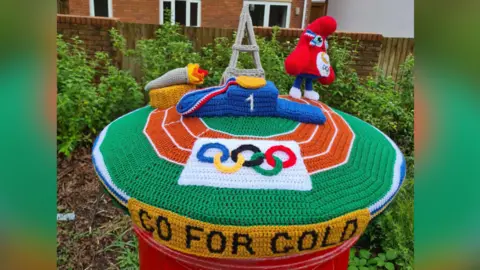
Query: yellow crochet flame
xmin=187 ymin=63 xmax=206 ymax=85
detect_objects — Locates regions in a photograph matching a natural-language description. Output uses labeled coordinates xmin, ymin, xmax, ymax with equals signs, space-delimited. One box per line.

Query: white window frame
xmin=89 ymin=0 xmax=113 ymax=17
xmin=244 ymin=1 xmax=291 ymax=28
xmin=160 ymin=0 xmax=202 ymax=27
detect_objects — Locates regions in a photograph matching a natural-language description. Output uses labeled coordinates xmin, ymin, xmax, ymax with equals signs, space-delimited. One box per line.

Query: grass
xmin=56 ymin=149 xmax=141 ymax=270
xmin=101 ymin=224 xmax=139 ymax=270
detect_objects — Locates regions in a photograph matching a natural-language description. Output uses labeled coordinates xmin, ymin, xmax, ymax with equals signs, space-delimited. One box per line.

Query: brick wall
xmin=69 ymin=0 xmax=90 ymax=16
xmin=113 ymin=0 xmax=159 ymax=24
xmin=56 ymin=15 xmax=403 ymax=79
xmin=334 ymin=32 xmax=383 ymax=77
xmin=57 ymin=15 xmax=117 ymax=58
xmin=290 ymin=0 xmax=306 ymax=29
xmin=66 ymin=0 xmax=309 ymax=29
xmin=353 ymin=39 xmax=383 ymax=77
xmin=201 ymin=0 xmax=243 ymax=28
xmin=200 ymin=0 xmax=307 ymax=29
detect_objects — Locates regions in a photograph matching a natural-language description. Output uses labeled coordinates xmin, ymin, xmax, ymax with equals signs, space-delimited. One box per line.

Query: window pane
xmin=268 ymin=5 xmax=287 ymax=27
xmin=163 ymin=1 xmax=172 ymax=23
xmin=249 ymin=4 xmax=265 ymax=26
xmin=94 ymin=0 xmax=109 ymax=17
xmin=190 ymin=2 xmax=198 ymax=26
xmin=175 ymin=0 xmax=187 ymax=25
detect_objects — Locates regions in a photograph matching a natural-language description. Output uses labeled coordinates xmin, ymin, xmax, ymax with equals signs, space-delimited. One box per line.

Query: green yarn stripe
xmin=201 ymin=116 xmax=299 ymax=137
xmin=100 ymin=107 xmax=396 ymax=226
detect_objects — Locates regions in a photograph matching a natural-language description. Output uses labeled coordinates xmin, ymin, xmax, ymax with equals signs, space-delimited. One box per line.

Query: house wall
xmin=290 ymin=0 xmax=308 ymax=29
xmin=327 ymin=0 xmax=414 ymax=38
xmin=113 ymin=0 xmax=159 ymax=24
xmin=67 ymin=0 xmax=308 ymax=29
xmin=201 ymin=0 xmax=243 ymax=28
xmin=69 ymin=0 xmax=90 ymax=16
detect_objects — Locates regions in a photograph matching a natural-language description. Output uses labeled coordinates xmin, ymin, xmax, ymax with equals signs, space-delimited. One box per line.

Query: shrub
xmin=349 ymin=248 xmax=401 ymax=270
xmin=57 ymin=35 xmax=143 ymax=156
xmin=110 ymin=22 xmax=201 ymax=86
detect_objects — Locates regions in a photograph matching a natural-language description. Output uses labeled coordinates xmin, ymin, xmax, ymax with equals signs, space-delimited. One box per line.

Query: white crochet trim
xmin=367 ymin=126 xmax=405 ymax=215
xmin=92 ymin=107 xmax=149 ymax=204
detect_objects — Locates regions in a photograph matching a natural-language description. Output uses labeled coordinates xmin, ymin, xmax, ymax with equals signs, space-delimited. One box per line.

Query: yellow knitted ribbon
xmin=128 ymin=198 xmax=371 ymax=259
xmin=149 ymin=84 xmax=195 ymax=109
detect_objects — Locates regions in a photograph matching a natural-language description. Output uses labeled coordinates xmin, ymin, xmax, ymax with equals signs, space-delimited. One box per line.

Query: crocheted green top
xmin=92 ymin=97 xmax=405 ymax=259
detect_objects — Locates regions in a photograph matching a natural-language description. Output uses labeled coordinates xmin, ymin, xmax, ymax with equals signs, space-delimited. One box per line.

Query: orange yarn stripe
xmin=144 ymin=110 xmax=191 ymax=164
xmin=144 ymin=96 xmax=354 ymax=173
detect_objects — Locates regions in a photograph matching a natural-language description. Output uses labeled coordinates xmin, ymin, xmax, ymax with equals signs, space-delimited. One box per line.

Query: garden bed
xmin=57 ymin=148 xmax=137 ymax=269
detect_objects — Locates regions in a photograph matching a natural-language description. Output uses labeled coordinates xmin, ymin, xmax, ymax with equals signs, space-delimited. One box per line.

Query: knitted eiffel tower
xmin=221 ymin=4 xmax=265 ymax=83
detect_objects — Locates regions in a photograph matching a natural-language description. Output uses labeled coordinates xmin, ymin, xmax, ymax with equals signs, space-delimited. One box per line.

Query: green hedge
xmin=57 ymin=35 xmax=143 ymax=155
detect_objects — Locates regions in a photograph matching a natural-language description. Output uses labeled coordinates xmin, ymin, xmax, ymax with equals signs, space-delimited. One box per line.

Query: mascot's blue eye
xmin=312 ymin=36 xmax=323 ymax=47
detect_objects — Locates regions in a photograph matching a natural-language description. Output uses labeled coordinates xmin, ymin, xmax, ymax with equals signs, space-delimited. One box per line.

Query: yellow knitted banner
xmin=149 ymin=84 xmax=195 ymax=109
xmin=128 ymin=198 xmax=371 ymax=259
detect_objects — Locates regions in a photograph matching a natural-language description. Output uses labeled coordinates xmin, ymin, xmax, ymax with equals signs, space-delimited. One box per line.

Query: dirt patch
xmin=57 ymin=147 xmax=136 ymax=270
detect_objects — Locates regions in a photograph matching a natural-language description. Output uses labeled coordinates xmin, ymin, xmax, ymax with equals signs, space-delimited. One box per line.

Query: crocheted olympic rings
xmin=265 ymin=145 xmax=297 ymax=168
xmin=231 ymin=144 xmax=264 ymax=167
xmin=250 ymin=152 xmax=283 ymax=176
xmin=214 ymin=153 xmax=245 ymax=173
xmin=197 ymin=143 xmax=229 ymax=163
xmin=196 ymin=143 xmax=297 ymax=175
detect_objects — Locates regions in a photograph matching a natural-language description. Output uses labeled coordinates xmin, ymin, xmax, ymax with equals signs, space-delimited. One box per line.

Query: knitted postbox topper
xmin=92 ymin=86 xmax=406 ymax=259
xmin=92 ymin=9 xmax=406 ymax=263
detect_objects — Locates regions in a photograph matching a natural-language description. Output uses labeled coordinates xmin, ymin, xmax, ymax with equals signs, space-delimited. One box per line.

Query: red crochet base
xmin=134 ymin=225 xmax=356 ymax=270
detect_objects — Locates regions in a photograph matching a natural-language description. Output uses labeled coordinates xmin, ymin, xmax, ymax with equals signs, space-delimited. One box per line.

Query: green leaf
xmin=377 ymin=260 xmax=385 ymax=267
xmin=385 ymin=262 xmax=395 ymax=270
xmin=367 ymin=258 xmax=378 ymax=265
xmin=350 ymin=248 xmax=357 ymax=258
xmin=359 ymin=259 xmax=367 ymax=266
xmin=378 ymin=253 xmax=386 ymax=261
xmin=360 ymin=267 xmax=369 ymax=270
xmin=359 ymin=249 xmax=371 ymax=259
xmin=348 ymin=266 xmax=359 ymax=270
xmin=386 ymin=250 xmax=398 ymax=261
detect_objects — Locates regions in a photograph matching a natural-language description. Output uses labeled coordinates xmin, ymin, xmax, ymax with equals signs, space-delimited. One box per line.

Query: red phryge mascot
xmin=285 ymin=16 xmax=337 ymax=100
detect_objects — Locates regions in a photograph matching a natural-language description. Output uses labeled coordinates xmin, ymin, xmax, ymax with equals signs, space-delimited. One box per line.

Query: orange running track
xmin=143 ymin=96 xmax=355 ymax=174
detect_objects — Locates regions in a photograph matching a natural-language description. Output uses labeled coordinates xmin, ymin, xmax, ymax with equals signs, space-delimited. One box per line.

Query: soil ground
xmin=57 ymin=148 xmax=138 ymax=270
